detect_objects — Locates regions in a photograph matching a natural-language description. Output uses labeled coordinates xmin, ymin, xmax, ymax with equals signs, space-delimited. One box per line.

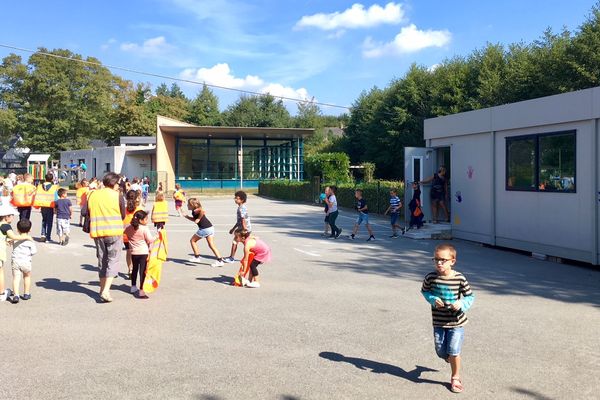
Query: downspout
xmin=593 ymin=119 xmax=599 ymax=265
xmin=492 ymin=130 xmax=497 ymax=246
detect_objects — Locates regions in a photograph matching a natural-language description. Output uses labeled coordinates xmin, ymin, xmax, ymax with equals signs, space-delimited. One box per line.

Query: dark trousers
xmin=18 ymin=207 xmax=32 ymax=221
xmin=131 ymin=254 xmax=148 ymax=288
xmin=249 ymin=258 xmax=261 ymax=277
xmin=328 ymin=211 xmax=340 ymax=237
xmin=40 ymin=207 xmax=54 ymax=240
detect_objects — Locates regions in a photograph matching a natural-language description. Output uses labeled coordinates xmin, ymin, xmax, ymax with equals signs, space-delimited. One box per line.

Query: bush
xmin=258 ymin=180 xmax=313 ymax=202
xmin=305 ymin=152 xmax=351 ymax=183
xmin=259 ymin=179 xmax=405 ymax=215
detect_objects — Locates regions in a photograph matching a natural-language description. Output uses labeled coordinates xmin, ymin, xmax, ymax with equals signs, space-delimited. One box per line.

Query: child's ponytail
xmin=131 ymin=210 xmax=148 ymax=231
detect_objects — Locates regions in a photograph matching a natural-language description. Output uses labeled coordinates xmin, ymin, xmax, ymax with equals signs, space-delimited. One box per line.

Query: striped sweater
xmin=421 ymin=270 xmax=474 ymax=328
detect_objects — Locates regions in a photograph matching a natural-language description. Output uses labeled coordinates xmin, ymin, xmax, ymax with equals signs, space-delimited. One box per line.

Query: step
xmin=403 ymin=223 xmax=452 ymax=240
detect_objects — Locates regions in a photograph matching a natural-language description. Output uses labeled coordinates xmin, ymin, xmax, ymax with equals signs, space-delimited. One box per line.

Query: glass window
xmin=506 ymin=137 xmax=536 ymax=190
xmin=539 ymin=133 xmax=576 ymax=192
xmin=506 ymin=131 xmax=576 ymax=193
xmin=208 ymin=146 xmax=238 ymax=179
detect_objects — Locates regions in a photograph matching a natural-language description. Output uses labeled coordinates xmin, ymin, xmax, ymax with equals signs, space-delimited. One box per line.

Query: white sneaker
xmin=130 ymin=285 xmax=139 ymax=293
xmin=246 ymin=281 xmax=261 ymax=288
xmin=0 ymin=290 xmax=8 ymax=302
xmin=188 ymin=257 xmax=202 ymax=263
xmin=241 ymin=277 xmax=250 ymax=287
xmin=211 ymin=260 xmax=224 ymax=267
xmin=222 ymin=256 xmax=235 ymax=263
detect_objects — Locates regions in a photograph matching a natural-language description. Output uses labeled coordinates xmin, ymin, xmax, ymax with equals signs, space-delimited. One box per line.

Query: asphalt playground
xmin=1 ymin=195 xmax=599 ymax=399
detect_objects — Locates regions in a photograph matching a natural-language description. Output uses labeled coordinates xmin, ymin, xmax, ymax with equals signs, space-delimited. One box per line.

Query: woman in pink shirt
xmin=234 ymin=228 xmax=271 ymax=288
xmin=124 ymin=210 xmax=156 ymax=298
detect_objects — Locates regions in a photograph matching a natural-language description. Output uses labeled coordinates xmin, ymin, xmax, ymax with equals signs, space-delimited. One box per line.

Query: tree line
xmin=0 ymin=49 xmax=346 ymax=155
xmin=336 ymin=5 xmax=600 ymax=179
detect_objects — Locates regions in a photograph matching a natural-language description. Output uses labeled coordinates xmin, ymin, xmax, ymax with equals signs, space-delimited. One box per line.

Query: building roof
xmin=27 ymin=154 xmax=50 ymax=162
xmin=120 ymin=136 xmax=156 ymax=145
xmin=159 ymin=125 xmax=314 ymax=139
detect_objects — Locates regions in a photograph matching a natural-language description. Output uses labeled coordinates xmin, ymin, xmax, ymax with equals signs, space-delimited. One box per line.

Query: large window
xmin=176 ymin=137 xmax=303 ymax=180
xmin=506 ymin=131 xmax=576 ymax=192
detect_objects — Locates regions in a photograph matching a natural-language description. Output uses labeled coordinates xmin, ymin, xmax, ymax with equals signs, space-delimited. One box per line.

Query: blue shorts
xmin=195 ymin=226 xmax=215 ymax=238
xmin=356 ymin=212 xmax=369 ymax=225
xmin=433 ymin=326 xmax=464 ymax=358
xmin=390 ymin=212 xmax=399 ymax=226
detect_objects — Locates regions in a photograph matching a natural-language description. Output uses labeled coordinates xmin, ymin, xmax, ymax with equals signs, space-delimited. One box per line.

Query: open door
xmin=404 ymin=147 xmax=435 ymax=223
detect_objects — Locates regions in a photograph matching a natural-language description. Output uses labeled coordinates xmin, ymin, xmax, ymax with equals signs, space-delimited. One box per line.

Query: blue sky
xmin=0 ymin=0 xmax=597 ymax=115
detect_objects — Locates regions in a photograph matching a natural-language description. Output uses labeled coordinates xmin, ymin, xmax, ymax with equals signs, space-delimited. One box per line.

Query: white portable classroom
xmin=406 ymin=86 xmax=600 ymax=265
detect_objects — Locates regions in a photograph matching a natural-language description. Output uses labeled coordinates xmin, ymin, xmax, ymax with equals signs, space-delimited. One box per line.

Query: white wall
xmin=431 ymin=133 xmax=495 ymax=244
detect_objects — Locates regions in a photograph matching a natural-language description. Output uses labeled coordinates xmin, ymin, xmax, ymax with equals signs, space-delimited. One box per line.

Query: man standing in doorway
xmin=87 ymin=172 xmax=126 ymax=303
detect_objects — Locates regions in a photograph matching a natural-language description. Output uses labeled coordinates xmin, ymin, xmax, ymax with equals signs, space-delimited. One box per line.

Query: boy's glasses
xmin=432 ymin=257 xmax=453 ymax=264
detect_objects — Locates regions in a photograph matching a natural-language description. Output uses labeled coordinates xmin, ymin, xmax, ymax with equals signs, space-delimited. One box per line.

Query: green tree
xmin=105 ymin=79 xmax=154 ymax=145
xmin=222 ymin=94 xmax=291 ymax=127
xmin=17 ymin=49 xmax=114 ymax=154
xmin=187 ymin=84 xmax=221 ymax=126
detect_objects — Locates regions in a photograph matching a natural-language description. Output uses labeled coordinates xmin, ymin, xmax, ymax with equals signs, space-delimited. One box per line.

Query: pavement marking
xmin=293 ymin=248 xmax=321 ymax=257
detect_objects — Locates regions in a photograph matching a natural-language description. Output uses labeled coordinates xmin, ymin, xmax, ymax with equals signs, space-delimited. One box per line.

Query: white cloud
xmin=120 ymin=36 xmax=174 ymax=56
xmin=180 ymin=63 xmax=263 ymax=89
xmin=179 ymin=63 xmax=310 ymax=101
xmin=362 ymin=24 xmax=451 ymax=58
xmin=100 ymin=38 xmax=117 ymax=51
xmin=295 ymin=2 xmax=405 ymax=31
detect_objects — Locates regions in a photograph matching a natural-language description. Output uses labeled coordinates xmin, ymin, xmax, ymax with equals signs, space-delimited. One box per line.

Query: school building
xmin=406 ymin=86 xmax=600 ymax=265
xmin=155 ymin=116 xmax=313 ymax=191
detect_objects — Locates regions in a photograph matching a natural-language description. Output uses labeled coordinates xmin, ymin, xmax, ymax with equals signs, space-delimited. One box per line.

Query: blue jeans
xmin=41 ymin=207 xmax=54 ymax=240
xmin=433 ymin=326 xmax=464 ymax=359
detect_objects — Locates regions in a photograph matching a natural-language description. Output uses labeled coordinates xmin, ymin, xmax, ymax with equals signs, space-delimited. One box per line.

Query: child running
xmin=234 ymin=228 xmax=271 ymax=288
xmin=55 ymin=188 xmax=73 ymax=245
xmin=186 ymin=198 xmax=224 ymax=267
xmin=141 ymin=179 xmax=150 ymax=207
xmin=421 ymin=244 xmax=475 ymax=393
xmin=151 ymin=191 xmax=169 ymax=230
xmin=124 ymin=210 xmax=156 ymax=298
xmin=350 ymin=189 xmax=375 ymax=241
xmin=9 ymin=219 xmax=37 ymax=303
xmin=383 ymin=189 xmax=403 ymax=238
xmin=223 ymin=190 xmax=251 ymax=263
xmin=173 ymin=183 xmax=186 ymax=217
xmin=0 ymin=203 xmax=33 ymax=302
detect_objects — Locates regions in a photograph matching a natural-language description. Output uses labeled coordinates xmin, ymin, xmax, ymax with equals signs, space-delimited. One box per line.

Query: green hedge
xmin=259 ymin=179 xmax=404 ymax=215
xmin=258 ymin=180 xmax=313 ymax=202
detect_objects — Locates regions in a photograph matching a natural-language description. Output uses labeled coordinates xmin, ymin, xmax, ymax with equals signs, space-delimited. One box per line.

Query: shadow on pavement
xmin=319 ymin=351 xmax=445 ymax=388
xmin=511 ymin=387 xmax=556 ymax=400
xmin=252 ymin=212 xmax=600 ymax=308
xmin=196 ymin=275 xmax=233 ymax=286
xmin=36 ymin=278 xmax=101 ymax=303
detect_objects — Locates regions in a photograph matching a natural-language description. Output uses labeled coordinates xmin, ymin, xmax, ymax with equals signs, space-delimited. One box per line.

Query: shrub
xmin=304 ymin=152 xmax=351 ymax=183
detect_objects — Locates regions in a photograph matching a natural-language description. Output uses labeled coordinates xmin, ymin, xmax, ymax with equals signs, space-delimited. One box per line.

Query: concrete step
xmin=403 ymin=222 xmax=452 ymax=240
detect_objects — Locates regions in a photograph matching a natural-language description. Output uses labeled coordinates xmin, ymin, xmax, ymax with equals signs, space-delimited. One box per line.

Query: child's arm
xmin=452 ymin=278 xmax=475 ymax=312
xmin=6 ymin=230 xmax=33 ymax=241
xmin=69 ymin=205 xmax=73 ymax=219
xmin=240 ymin=241 xmax=252 ymax=273
xmin=383 ymin=205 xmax=391 ymax=215
xmin=421 ymin=277 xmax=444 ymax=308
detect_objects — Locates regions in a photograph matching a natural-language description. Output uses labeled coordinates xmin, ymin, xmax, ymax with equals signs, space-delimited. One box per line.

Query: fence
xmin=258 ymin=179 xmax=405 ymax=215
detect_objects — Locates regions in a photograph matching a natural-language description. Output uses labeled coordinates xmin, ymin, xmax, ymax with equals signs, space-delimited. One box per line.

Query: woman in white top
xmin=324 ymin=186 xmax=342 ymax=238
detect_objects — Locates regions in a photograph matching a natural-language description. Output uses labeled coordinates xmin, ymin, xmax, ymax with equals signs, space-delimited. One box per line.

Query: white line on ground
xmin=293 ymin=248 xmax=321 ymax=257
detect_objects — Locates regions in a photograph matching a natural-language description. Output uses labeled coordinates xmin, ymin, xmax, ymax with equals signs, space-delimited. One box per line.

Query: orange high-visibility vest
xmin=88 ymin=188 xmax=123 ymax=238
xmin=123 ymin=205 xmax=144 ymax=242
xmin=151 ymin=201 xmax=169 ymax=223
xmin=76 ymin=187 xmax=89 ymax=206
xmin=11 ymin=183 xmax=36 ymax=207
xmin=33 ymin=184 xmax=58 ymax=208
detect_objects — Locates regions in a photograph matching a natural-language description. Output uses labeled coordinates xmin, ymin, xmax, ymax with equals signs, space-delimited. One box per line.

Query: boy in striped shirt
xmin=421 ymin=244 xmax=474 ymax=393
xmin=383 ymin=189 xmax=402 ymax=238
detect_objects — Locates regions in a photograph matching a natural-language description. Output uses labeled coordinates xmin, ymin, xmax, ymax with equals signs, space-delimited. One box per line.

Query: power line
xmin=0 ymin=43 xmax=351 ymax=111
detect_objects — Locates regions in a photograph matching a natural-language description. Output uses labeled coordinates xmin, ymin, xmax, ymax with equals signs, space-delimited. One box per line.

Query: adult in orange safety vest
xmin=33 ymin=173 xmax=59 ymax=242
xmin=11 ymin=173 xmax=36 ymax=221
xmin=88 ymin=172 xmax=126 ymax=303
